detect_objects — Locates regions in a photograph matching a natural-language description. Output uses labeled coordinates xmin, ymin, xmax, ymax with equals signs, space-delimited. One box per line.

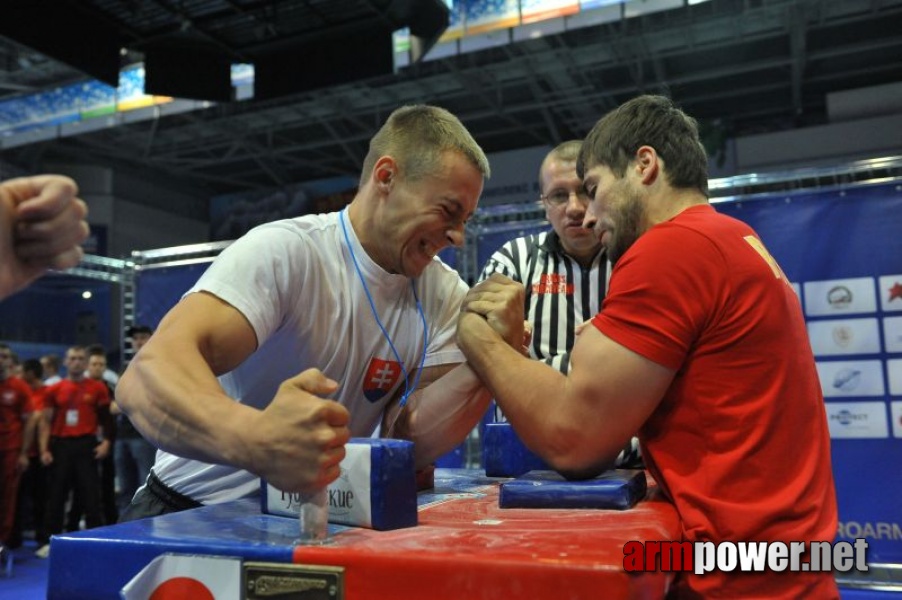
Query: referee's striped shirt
xmin=479 ymin=230 xmax=610 ymax=375
xmin=479 ymin=230 xmax=643 ymax=467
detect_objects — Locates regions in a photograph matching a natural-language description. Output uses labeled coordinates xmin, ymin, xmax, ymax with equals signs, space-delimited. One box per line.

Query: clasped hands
xmin=458 ymin=273 xmax=528 ymax=354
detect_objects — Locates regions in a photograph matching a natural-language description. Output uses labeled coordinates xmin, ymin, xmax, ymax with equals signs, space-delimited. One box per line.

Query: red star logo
xmin=889 ymin=282 xmax=902 ymax=302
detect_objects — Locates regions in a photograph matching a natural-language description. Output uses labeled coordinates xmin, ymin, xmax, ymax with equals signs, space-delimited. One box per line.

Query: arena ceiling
xmin=1 ymin=0 xmax=902 ymax=217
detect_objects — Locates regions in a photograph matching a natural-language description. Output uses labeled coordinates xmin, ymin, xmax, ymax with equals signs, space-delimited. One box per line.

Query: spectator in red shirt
xmin=65 ymin=349 xmax=118 ymax=529
xmin=36 ymin=346 xmax=112 ymax=558
xmin=9 ymin=359 xmax=49 ymax=552
xmin=0 ymin=343 xmax=33 ymax=547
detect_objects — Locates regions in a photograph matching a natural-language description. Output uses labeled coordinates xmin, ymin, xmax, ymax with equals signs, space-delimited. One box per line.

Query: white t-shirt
xmin=153 ymin=210 xmax=467 ymax=503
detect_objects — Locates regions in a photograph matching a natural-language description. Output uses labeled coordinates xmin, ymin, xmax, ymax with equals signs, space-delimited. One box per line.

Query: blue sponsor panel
xmin=716 ymin=182 xmax=902 ymax=564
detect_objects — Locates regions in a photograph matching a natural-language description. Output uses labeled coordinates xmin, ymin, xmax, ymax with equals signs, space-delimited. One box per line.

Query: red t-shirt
xmin=24 ymin=386 xmax=47 ymax=456
xmin=45 ymin=378 xmax=111 ymax=438
xmin=593 ymin=204 xmax=838 ymax=598
xmin=27 ymin=386 xmax=45 ymax=413
xmin=0 ymin=376 xmax=33 ymax=451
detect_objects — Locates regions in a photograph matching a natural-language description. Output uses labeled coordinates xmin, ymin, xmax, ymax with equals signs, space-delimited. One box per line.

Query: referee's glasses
xmin=541 ymin=188 xmax=591 ymax=207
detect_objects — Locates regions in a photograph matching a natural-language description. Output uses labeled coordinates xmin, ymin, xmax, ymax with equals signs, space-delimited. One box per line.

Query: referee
xmin=479 ymin=140 xmax=608 ymax=375
xmin=478 ymin=141 xmax=640 ymax=466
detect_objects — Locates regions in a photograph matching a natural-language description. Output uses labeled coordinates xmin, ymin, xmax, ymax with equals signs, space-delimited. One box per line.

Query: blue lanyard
xmin=340 ymin=209 xmax=428 ymax=407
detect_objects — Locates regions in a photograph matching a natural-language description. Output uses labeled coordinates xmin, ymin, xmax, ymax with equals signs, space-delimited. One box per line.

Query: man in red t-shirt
xmin=458 ymin=95 xmax=838 ymax=598
xmin=37 ymin=346 xmax=111 ymax=558
xmin=9 ymin=358 xmax=48 ymax=551
xmin=0 ymin=343 xmax=33 ymax=547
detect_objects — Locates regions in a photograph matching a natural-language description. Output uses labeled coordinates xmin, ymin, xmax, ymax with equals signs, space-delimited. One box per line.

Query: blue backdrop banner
xmin=717 ymin=182 xmax=902 ymax=563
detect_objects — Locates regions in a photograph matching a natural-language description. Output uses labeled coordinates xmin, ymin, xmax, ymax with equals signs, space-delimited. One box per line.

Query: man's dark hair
xmin=577 ymin=95 xmax=708 ymax=196
xmin=41 ymin=354 xmax=60 ymax=372
xmin=23 ymin=359 xmax=43 ymax=379
xmin=86 ymin=344 xmax=107 ymax=358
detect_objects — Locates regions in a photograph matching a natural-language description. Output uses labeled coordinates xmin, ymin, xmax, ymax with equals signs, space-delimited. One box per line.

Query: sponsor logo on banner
xmin=808 ymin=318 xmax=881 ymax=356
xmin=888 ymin=359 xmax=902 ymax=396
xmin=838 ymin=521 xmax=902 ymax=541
xmin=803 ymin=277 xmax=877 ymax=317
xmin=362 ymin=357 xmax=401 ymax=403
xmin=825 ymin=402 xmax=889 ymax=439
xmin=828 ymin=286 xmax=853 ymax=308
xmin=892 ymin=402 xmax=902 ymax=438
xmin=883 ymin=317 xmax=902 ymax=353
xmin=832 ymin=369 xmax=863 ymax=393
xmin=832 ymin=326 xmax=854 ymax=348
xmin=121 ymin=554 xmax=241 ymax=600
xmin=815 ymin=360 xmax=885 ymax=397
xmin=879 ymin=275 xmax=902 ymax=312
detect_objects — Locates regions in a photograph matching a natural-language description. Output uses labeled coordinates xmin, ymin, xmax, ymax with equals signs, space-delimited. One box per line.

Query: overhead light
xmin=82 ymin=290 xmax=93 ymax=299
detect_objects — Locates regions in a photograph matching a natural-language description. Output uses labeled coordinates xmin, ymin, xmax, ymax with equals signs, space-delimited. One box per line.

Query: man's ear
xmin=634 ymin=146 xmax=659 ymax=186
xmin=372 ymin=156 xmax=397 ymax=193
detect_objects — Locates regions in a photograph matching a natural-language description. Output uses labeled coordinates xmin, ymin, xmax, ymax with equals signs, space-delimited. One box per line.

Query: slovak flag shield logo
xmin=363 ymin=357 xmax=401 ymax=403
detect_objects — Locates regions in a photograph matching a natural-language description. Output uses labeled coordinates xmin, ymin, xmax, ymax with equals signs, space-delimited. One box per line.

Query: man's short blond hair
xmin=539 ymin=140 xmax=583 ymax=189
xmin=360 ymin=105 xmax=490 ymax=186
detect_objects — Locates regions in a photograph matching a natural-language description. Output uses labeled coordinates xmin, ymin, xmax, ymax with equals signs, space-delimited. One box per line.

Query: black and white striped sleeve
xmin=478 ymin=240 xmax=522 ymax=283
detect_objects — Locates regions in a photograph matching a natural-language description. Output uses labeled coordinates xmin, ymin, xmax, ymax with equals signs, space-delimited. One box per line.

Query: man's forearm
xmin=401 ymin=362 xmax=493 ymax=468
xmin=19 ymin=415 xmax=34 ymax=460
xmin=97 ymin=405 xmax=115 ymax=444
xmin=460 ymin=314 xmax=614 ymax=477
xmin=116 ymin=344 xmax=261 ymax=473
xmin=20 ymin=413 xmax=37 ymax=457
xmin=38 ymin=411 xmax=50 ymax=454
xmin=462 ymin=320 xmax=557 ymax=441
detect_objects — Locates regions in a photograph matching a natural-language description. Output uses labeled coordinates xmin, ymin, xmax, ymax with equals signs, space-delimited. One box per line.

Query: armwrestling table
xmin=47 ymin=469 xmax=681 ymax=599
